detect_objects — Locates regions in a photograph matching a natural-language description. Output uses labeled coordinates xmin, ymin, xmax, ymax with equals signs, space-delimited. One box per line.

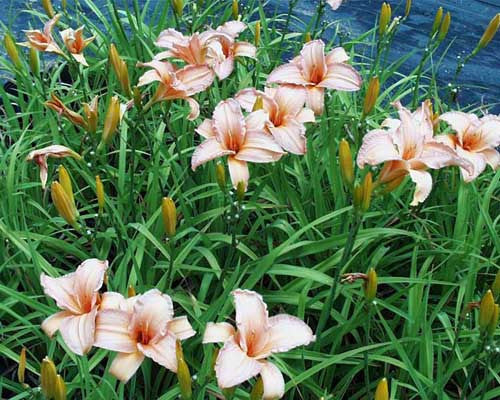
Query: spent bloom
xmin=267 ymin=40 xmax=362 ymax=115
xmin=19 ymin=14 xmax=63 ymax=55
xmin=327 ymin=0 xmax=343 ymax=10
xmin=137 ymin=60 xmax=213 ymax=120
xmin=236 ymin=85 xmax=315 ymax=154
xmin=357 ymin=101 xmax=473 ymax=205
xmin=40 ymin=259 xmax=108 ymax=355
xmin=45 ymin=93 xmax=87 ymax=128
xmin=60 ymin=27 xmax=95 ymax=66
xmin=436 ymin=112 xmax=500 ymax=181
xmin=203 ymin=290 xmax=315 ymax=399
xmin=26 ymin=145 xmax=81 ymax=189
xmin=94 ymin=289 xmax=195 ymax=383
xmin=191 ymin=99 xmax=285 ymax=190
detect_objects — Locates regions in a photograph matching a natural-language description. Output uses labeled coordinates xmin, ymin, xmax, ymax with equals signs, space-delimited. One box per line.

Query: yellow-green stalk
xmin=479 ymin=290 xmax=495 ymax=333
xmin=364 ymin=268 xmax=378 ymax=301
xmin=362 ymin=172 xmax=373 ymax=212
xmin=232 ymin=0 xmax=239 ymax=20
xmin=477 ymin=14 xmax=500 ymax=51
xmin=375 ymin=378 xmax=389 ymax=400
xmin=379 ymin=3 xmax=392 ymax=36
xmin=95 ymin=175 xmax=105 ymax=214
xmin=405 ymin=0 xmax=411 ymax=18
xmin=54 ymin=375 xmax=66 ymax=400
xmin=363 ymin=76 xmax=380 ymax=116
xmin=41 ymin=0 xmax=55 ymax=18
xmin=305 ymin=32 xmax=312 ymax=43
xmin=339 ymin=139 xmax=354 ymax=187
xmin=254 ymin=21 xmax=261 ymax=46
xmin=438 ymin=12 xmax=451 ymax=41
xmin=175 ymin=340 xmax=192 ymax=400
xmin=3 ymin=33 xmax=22 ymax=69
xmin=58 ymin=166 xmax=76 ymax=216
xmin=18 ymin=348 xmax=26 ymax=384
xmin=431 ymin=7 xmax=443 ymax=36
xmin=51 ymin=182 xmax=78 ymax=228
xmin=162 ymin=197 xmax=177 ymax=238
xmin=236 ymin=181 xmax=246 ymax=201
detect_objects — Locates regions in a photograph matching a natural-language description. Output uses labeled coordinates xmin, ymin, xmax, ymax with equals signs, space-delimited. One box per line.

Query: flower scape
xmin=1 ymin=1 xmax=500 ymax=399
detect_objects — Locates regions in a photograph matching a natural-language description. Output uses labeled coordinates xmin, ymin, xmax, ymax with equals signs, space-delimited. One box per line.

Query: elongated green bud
xmin=353 ymin=184 xmax=364 ymax=211
xmin=431 ymin=7 xmax=443 ymax=35
xmin=254 ymin=21 xmax=261 ymax=47
xmin=375 ymin=378 xmax=389 ymax=400
xmin=51 ymin=182 xmax=78 ymax=228
xmin=99 ymin=96 xmax=121 ymax=149
xmin=236 ymin=181 xmax=246 ymax=201
xmin=405 ymin=0 xmax=411 ymax=18
xmin=438 ymin=12 xmax=451 ymax=41
xmin=305 ymin=32 xmax=312 ymax=43
xmin=363 ymin=76 xmax=380 ymax=116
xmin=479 ymin=290 xmax=495 ymax=333
xmin=42 ymin=0 xmax=55 ymax=18
xmin=339 ymin=139 xmax=354 ymax=187
xmin=58 ymin=166 xmax=76 ymax=216
xmin=54 ymin=375 xmax=66 ymax=400
xmin=232 ymin=0 xmax=239 ymax=20
xmin=41 ymin=357 xmax=58 ymax=399
xmin=29 ymin=47 xmax=40 ymax=75
xmin=175 ymin=340 xmax=192 ymax=400
xmin=95 ymin=175 xmax=105 ymax=214
xmin=487 ymin=303 xmax=499 ymax=337
xmin=18 ymin=348 xmax=26 ymax=384
xmin=477 ymin=14 xmax=500 ymax=51
xmin=4 ymin=33 xmax=22 ymax=69
xmin=162 ymin=197 xmax=177 ymax=238
xmin=216 ymin=162 xmax=226 ymax=191
xmin=133 ymin=86 xmax=142 ymax=111
xmin=250 ymin=376 xmax=264 ymax=400
xmin=364 ymin=268 xmax=378 ymax=301
xmin=492 ymin=269 xmax=500 ymax=298
xmin=379 ymin=3 xmax=391 ymax=36
xmin=173 ymin=0 xmax=184 ymax=17
xmin=362 ymin=172 xmax=373 ymax=212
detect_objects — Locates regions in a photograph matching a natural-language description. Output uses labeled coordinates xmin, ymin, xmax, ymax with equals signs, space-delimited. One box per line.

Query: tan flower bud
xmin=353 ymin=183 xmax=364 ymax=211
xmin=363 ymin=76 xmax=380 ymax=116
xmin=236 ymin=181 xmax=246 ymax=201
xmin=305 ymin=32 xmax=312 ymax=43
xmin=51 ymin=181 xmax=78 ymax=228
xmin=383 ymin=174 xmax=406 ymax=194
xmin=162 ymin=197 xmax=177 ymax=238
xmin=95 ymin=175 xmax=105 ymax=214
xmin=375 ymin=378 xmax=389 ymax=400
xmin=254 ymin=21 xmax=261 ymax=47
xmin=127 ymin=284 xmax=136 ymax=297
xmin=438 ymin=12 xmax=451 ymax=41
xmin=431 ymin=7 xmax=443 ymax=35
xmin=99 ymin=96 xmax=121 ymax=148
xmin=477 ymin=14 xmax=500 ymax=51
xmin=364 ymin=268 xmax=378 ymax=301
xmin=4 ymin=33 xmax=22 ymax=69
xmin=339 ymin=139 xmax=354 ymax=187
xmin=379 ymin=3 xmax=392 ymax=36
xmin=362 ymin=172 xmax=373 ymax=212
xmin=232 ymin=0 xmax=239 ymax=20
xmin=83 ymin=96 xmax=99 ymax=135
xmin=175 ymin=340 xmax=192 ymax=400
xmin=487 ymin=303 xmax=499 ymax=337
xmin=41 ymin=357 xmax=58 ymax=399
xmin=42 ymin=0 xmax=55 ymax=18
xmin=479 ymin=290 xmax=495 ymax=333
xmin=54 ymin=374 xmax=67 ymax=400
xmin=109 ymin=44 xmax=131 ymax=97
xmin=18 ymin=347 xmax=26 ymax=384
xmin=58 ymin=166 xmax=76 ymax=216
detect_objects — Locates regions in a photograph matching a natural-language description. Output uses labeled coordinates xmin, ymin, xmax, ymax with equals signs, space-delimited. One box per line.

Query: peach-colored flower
xmin=94 ymin=289 xmax=195 ymax=383
xmin=137 ymin=60 xmax=213 ymax=120
xmin=203 ymin=290 xmax=315 ymax=399
xmin=236 ymin=85 xmax=315 ymax=154
xmin=45 ymin=93 xmax=87 ymax=128
xmin=357 ymin=101 xmax=473 ymax=205
xmin=155 ymin=22 xmax=256 ymax=81
xmin=20 ymin=14 xmax=63 ymax=55
xmin=436 ymin=112 xmax=500 ymax=182
xmin=327 ymin=0 xmax=343 ymax=10
xmin=266 ymin=40 xmax=362 ymax=115
xmin=40 ymin=259 xmax=108 ymax=355
xmin=60 ymin=27 xmax=95 ymax=66
xmin=26 ymin=145 xmax=81 ymax=189
xmin=191 ymin=99 xmax=285 ymax=190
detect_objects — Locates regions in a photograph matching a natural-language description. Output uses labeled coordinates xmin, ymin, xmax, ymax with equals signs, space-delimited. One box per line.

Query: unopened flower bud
xmin=4 ymin=33 xmax=22 ymax=69
xmin=175 ymin=340 xmax=192 ymax=400
xmin=364 ymin=268 xmax=378 ymax=301
xmin=51 ymin=181 xmax=78 ymax=228
xmin=83 ymin=96 xmax=99 ymax=135
xmin=486 ymin=303 xmax=499 ymax=337
xmin=363 ymin=76 xmax=380 ymax=116
xmin=41 ymin=357 xmax=58 ymax=399
xmin=252 ymin=96 xmax=264 ymax=111
xmin=250 ymin=376 xmax=264 ymax=400
xmin=305 ymin=32 xmax=312 ymax=43
xmin=438 ymin=12 xmax=451 ymax=41
xmin=127 ymin=284 xmax=136 ymax=297
xmin=54 ymin=374 xmax=66 ymax=400
xmin=18 ymin=348 xmax=26 ymax=384
xmin=383 ymin=174 xmax=406 ymax=193
xmin=405 ymin=0 xmax=411 ymax=18
xmin=232 ymin=0 xmax=239 ymax=20
xmin=339 ymin=139 xmax=354 ymax=187
xmin=236 ymin=181 xmax=246 ymax=201
xmin=353 ymin=183 xmax=364 ymax=211
xmin=477 ymin=14 xmax=500 ymax=51
xmin=479 ymin=290 xmax=495 ymax=333
xmin=379 ymin=3 xmax=392 ymax=36
xmin=95 ymin=175 xmax=105 ymax=214
xmin=109 ymin=44 xmax=131 ymax=97
xmin=431 ymin=7 xmax=443 ymax=36
xmin=162 ymin=197 xmax=177 ymax=238
xmin=99 ymin=96 xmax=121 ymax=150
xmin=173 ymin=0 xmax=184 ymax=17
xmin=133 ymin=86 xmax=143 ymax=111
xmin=29 ymin=47 xmax=40 ymax=76
xmin=362 ymin=172 xmax=373 ymax=212
xmin=375 ymin=378 xmax=389 ymax=400
xmin=216 ymin=162 xmax=226 ymax=191
xmin=254 ymin=21 xmax=261 ymax=46
xmin=59 ymin=165 xmax=75 ymax=211
xmin=42 ymin=0 xmax=55 ymax=18
xmin=492 ymin=269 xmax=500 ymax=298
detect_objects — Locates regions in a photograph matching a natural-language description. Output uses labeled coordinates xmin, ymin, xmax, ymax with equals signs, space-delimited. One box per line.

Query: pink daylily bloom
xmin=235 ymin=85 xmax=315 ymax=154
xmin=203 ymin=290 xmax=315 ymax=399
xmin=40 ymin=259 xmax=108 ymax=355
xmin=436 ymin=112 xmax=500 ymax=182
xmin=94 ymin=289 xmax=195 ymax=383
xmin=20 ymin=14 xmax=63 ymax=55
xmin=266 ymin=40 xmax=362 ymax=115
xmin=60 ymin=27 xmax=95 ymax=66
xmin=26 ymin=145 xmax=81 ymax=189
xmin=191 ymin=99 xmax=285 ymax=190
xmin=357 ymin=101 xmax=474 ymax=205
xmin=155 ymin=22 xmax=256 ymax=81
xmin=137 ymin=60 xmax=214 ymax=120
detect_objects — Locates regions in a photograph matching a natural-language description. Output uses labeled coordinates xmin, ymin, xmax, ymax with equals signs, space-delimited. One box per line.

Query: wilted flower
xmin=45 ymin=93 xmax=87 ymax=128
xmin=357 ymin=101 xmax=473 ymax=205
xmin=83 ymin=96 xmax=99 ymax=134
xmin=203 ymin=290 xmax=315 ymax=399
xmin=26 ymin=145 xmax=81 ymax=189
xmin=94 ymin=289 xmax=195 ymax=383
xmin=40 ymin=259 xmax=109 ymax=355
xmin=19 ymin=14 xmax=63 ymax=55
xmin=137 ymin=60 xmax=213 ymax=120
xmin=436 ymin=112 xmax=500 ymax=182
xmin=327 ymin=0 xmax=343 ymax=10
xmin=267 ymin=40 xmax=362 ymax=115
xmin=60 ymin=27 xmax=95 ymax=66
xmin=235 ymin=85 xmax=315 ymax=154
xmin=191 ymin=99 xmax=285 ymax=190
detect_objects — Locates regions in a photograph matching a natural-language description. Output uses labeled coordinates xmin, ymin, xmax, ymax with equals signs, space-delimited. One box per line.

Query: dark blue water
xmin=2 ymin=0 xmax=500 ymax=112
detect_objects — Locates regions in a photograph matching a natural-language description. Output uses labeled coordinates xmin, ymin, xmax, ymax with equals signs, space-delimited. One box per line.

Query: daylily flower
xmin=327 ymin=0 xmax=343 ymax=10
xmin=60 ymin=27 xmax=95 ymax=66
xmin=191 ymin=99 xmax=285 ymax=190
xmin=26 ymin=145 xmax=81 ymax=189
xmin=203 ymin=289 xmax=315 ymax=399
xmin=155 ymin=22 xmax=256 ymax=81
xmin=45 ymin=93 xmax=87 ymax=128
xmin=137 ymin=60 xmax=213 ymax=120
xmin=40 ymin=259 xmax=108 ymax=355
xmin=19 ymin=14 xmax=63 ymax=55
xmin=235 ymin=85 xmax=315 ymax=154
xmin=436 ymin=112 xmax=500 ymax=181
xmin=357 ymin=101 xmax=473 ymax=205
xmin=266 ymin=40 xmax=362 ymax=115
xmin=94 ymin=289 xmax=195 ymax=383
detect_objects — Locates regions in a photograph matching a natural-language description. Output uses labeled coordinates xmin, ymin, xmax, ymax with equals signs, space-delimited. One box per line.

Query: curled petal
xmin=138 ymin=332 xmax=178 ymax=372
xmin=196 ymin=119 xmax=216 ymax=138
xmin=40 ymin=272 xmax=80 ymax=314
xmin=260 ymin=361 xmax=285 ymax=400
xmin=357 ymin=129 xmax=400 ymax=168
xmin=202 ymin=322 xmax=236 ymax=343
xmin=300 ymin=40 xmax=327 ymax=82
xmin=296 ymin=108 xmax=316 ymax=124
xmin=41 ymin=311 xmax=72 ymax=338
xmin=58 ymin=308 xmax=97 ymax=355
xmin=213 ymin=57 xmax=235 ymax=81
xmin=475 ymin=118 xmax=500 ymax=150
xmin=191 ymin=138 xmax=235 ymax=170
xmin=245 ymin=110 xmax=270 ymax=133
xmin=235 ymin=88 xmax=276 ymax=114
xmin=109 ymin=351 xmax=145 ymax=383
xmin=305 ymin=86 xmax=325 ymax=116
xmin=156 ymin=28 xmax=188 ymax=49
xmin=130 ymin=289 xmax=174 ymax=341
xmin=266 ymin=63 xmax=310 ymax=86
xmin=456 ymin=148 xmax=487 ymax=182
xmin=318 ymin=63 xmax=362 ymax=91
xmin=233 ymin=41 xmax=256 ymax=58
xmin=100 ymin=292 xmax=127 ymax=311
xmin=215 ymin=338 xmax=262 ymax=389
xmin=418 ymin=142 xmax=473 ymax=172
xmin=217 ymin=21 xmax=247 ymax=38
xmin=408 ymin=169 xmax=433 ymax=206
xmin=481 ymin=148 xmax=500 ymax=170
xmin=167 ymin=316 xmax=196 ymax=340
xmin=269 ymin=119 xmax=307 ymax=155
xmin=74 ymin=259 xmax=108 ymax=309
xmin=228 ymin=157 xmax=249 ymax=190
xmin=439 ymin=111 xmax=476 ymax=138
xmin=326 ymin=47 xmax=349 ymax=63
xmin=236 ymin=131 xmax=284 ymax=163
xmin=94 ymin=310 xmax=137 ymax=353
xmin=185 ymin=97 xmax=200 ymax=121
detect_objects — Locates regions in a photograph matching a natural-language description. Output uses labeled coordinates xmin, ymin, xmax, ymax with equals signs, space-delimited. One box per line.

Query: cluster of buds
xmin=479 ymin=290 xmax=499 ymax=337
xmin=41 ymin=357 xmax=66 ymax=400
xmin=109 ymin=44 xmax=131 ymax=97
xmin=341 ymin=268 xmax=378 ymax=301
xmin=430 ymin=7 xmax=451 ymax=42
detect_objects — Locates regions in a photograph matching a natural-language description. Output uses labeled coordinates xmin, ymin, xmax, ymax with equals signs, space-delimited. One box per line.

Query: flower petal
xmin=269 ymin=119 xmax=307 ymax=155
xmin=100 ymin=292 xmax=127 ymax=311
xmin=305 ymin=86 xmax=325 ymax=115
xmin=408 ymin=169 xmax=433 ymax=206
xmin=196 ymin=119 xmax=216 ymax=138
xmin=41 ymin=311 xmax=72 ymax=338
xmin=245 ymin=110 xmax=270 ymax=133
xmin=217 ymin=21 xmax=247 ymax=38
xmin=475 ymin=117 xmax=500 ymax=150
xmin=213 ymin=99 xmax=246 ymax=150
xmin=439 ymin=111 xmax=477 ymax=138
xmin=235 ymin=88 xmax=275 ymax=114
xmin=167 ymin=316 xmax=196 ymax=340
xmin=156 ymin=28 xmax=188 ymax=49
xmin=236 ymin=132 xmax=284 ymax=163
xmin=234 ymin=41 xmax=256 ymax=58
xmin=260 ymin=361 xmax=285 ymax=400
xmin=40 ymin=272 xmax=80 ymax=314
xmin=418 ymin=142 xmax=473 ymax=173
xmin=109 ymin=351 xmax=145 ymax=383
xmin=185 ymin=97 xmax=200 ymax=121
xmin=318 ymin=63 xmax=362 ymax=91
xmin=266 ymin=63 xmax=310 ymax=86
xmin=94 ymin=310 xmax=137 ymax=353
xmin=481 ymin=148 xmax=500 ymax=170
xmin=296 ymin=108 xmax=315 ymax=124
xmin=130 ymin=289 xmax=174 ymax=341
xmin=58 ymin=308 xmax=97 ymax=355
xmin=299 ymin=40 xmax=327 ymax=83
xmin=191 ymin=138 xmax=235 ymax=170
xmin=74 ymin=259 xmax=108 ymax=309
xmin=228 ymin=157 xmax=249 ymax=190
xmin=325 ymin=47 xmax=349 ymax=63
xmin=203 ymin=322 xmax=236 ymax=343
xmin=215 ymin=338 xmax=262 ymax=389
xmin=357 ymin=129 xmax=400 ymax=168
xmin=273 ymin=85 xmax=308 ymax=117
xmin=176 ymin=65 xmax=214 ymax=95
xmin=456 ymin=148 xmax=487 ymax=182
xmin=213 ymin=57 xmax=235 ymax=81
xmin=138 ymin=332 xmax=178 ymax=372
